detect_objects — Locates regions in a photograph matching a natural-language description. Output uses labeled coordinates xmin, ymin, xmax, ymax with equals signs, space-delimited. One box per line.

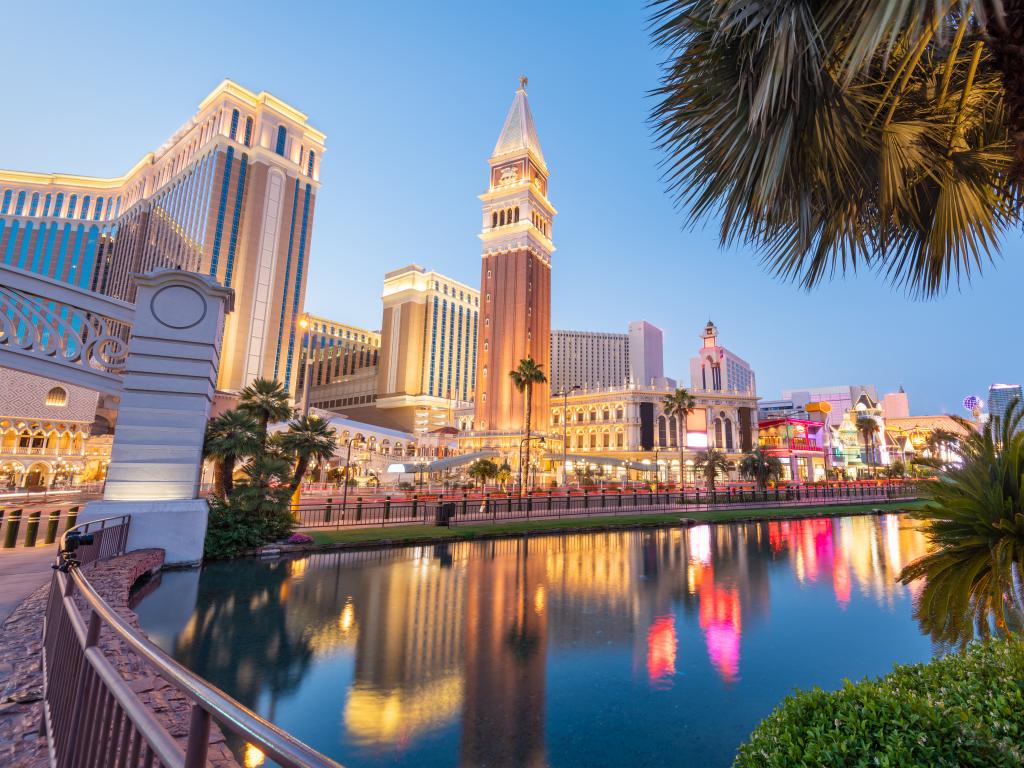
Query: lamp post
xmin=653 ymin=447 xmax=660 ymax=487
xmin=518 ymin=435 xmax=546 ymax=496
xmin=298 ymin=314 xmax=314 ymax=417
xmin=553 ymin=385 xmax=581 ymax=486
xmin=341 ymin=436 xmax=363 ymax=513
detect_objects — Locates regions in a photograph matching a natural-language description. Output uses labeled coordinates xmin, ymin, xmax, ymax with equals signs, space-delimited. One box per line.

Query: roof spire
xmin=491 ymin=80 xmax=545 ymax=167
xmin=519 ymin=74 xmax=528 ymax=90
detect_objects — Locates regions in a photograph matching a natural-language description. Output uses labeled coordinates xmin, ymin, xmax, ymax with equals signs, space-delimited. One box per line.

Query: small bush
xmin=734 ymin=638 xmax=1024 ymax=767
xmin=285 ymin=533 xmax=314 ymax=544
xmin=203 ymin=495 xmax=294 ymax=560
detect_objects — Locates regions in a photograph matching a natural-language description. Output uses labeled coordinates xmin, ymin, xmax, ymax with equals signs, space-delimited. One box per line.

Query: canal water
xmin=134 ymin=514 xmax=933 ymax=768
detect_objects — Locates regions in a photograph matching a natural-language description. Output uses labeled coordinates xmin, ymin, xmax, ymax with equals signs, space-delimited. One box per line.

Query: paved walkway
xmin=0 ymin=547 xmax=56 ymax=623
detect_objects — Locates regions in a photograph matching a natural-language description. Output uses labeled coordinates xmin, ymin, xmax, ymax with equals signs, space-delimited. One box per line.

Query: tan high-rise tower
xmin=474 ymin=77 xmax=555 ymax=433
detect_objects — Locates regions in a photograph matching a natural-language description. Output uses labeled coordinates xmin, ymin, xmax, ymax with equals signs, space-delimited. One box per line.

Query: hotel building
xmin=989 ymin=383 xmax=1023 ymax=429
xmin=550 ymin=321 xmax=666 ymax=393
xmin=0 ymin=79 xmax=325 ymax=395
xmin=298 ymin=316 xmax=381 ymax=411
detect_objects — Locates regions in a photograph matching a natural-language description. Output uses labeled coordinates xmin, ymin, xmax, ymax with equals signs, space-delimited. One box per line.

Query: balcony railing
xmin=2 ymin=445 xmax=87 ymax=457
xmin=42 ymin=516 xmax=341 ymax=768
xmin=759 ymin=437 xmax=823 ymax=451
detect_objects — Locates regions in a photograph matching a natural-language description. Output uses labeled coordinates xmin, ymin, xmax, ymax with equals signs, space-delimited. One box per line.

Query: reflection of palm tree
xmin=899 ymin=401 xmax=1024 ymax=648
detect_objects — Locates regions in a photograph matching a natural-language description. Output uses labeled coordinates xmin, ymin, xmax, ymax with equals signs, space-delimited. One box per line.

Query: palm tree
xmin=238 ymin=378 xmax=292 ymax=444
xmin=694 ymin=448 xmax=729 ymax=493
xmin=468 ymin=459 xmax=498 ymax=488
xmin=899 ymin=400 xmax=1024 ymax=648
xmin=203 ymin=410 xmax=261 ymax=498
xmin=496 ymin=462 xmax=512 ymax=492
xmin=925 ymin=427 xmax=961 ymax=466
xmin=277 ymin=415 xmax=337 ymax=494
xmin=663 ymin=388 xmax=696 ymax=486
xmin=856 ymin=417 xmax=880 ymax=478
xmin=509 ymin=357 xmax=547 ymax=492
xmin=649 ymin=2 xmax=1021 ymax=298
xmin=739 ymin=446 xmax=783 ymax=491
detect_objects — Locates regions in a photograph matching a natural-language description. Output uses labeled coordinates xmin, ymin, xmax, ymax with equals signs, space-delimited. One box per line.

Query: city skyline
xmin=1 ymin=0 xmax=1021 ymax=414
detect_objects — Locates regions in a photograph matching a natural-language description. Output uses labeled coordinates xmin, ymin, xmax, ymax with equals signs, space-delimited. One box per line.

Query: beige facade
xmin=375 ymin=264 xmax=479 ymax=434
xmin=0 ymin=79 xmax=325 ymax=396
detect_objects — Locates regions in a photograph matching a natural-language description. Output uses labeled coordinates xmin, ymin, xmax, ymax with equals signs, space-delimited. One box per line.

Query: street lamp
xmin=518 ymin=435 xmax=546 ymax=496
xmin=553 ymin=385 xmax=581 ymax=486
xmin=298 ymin=314 xmax=314 ymax=417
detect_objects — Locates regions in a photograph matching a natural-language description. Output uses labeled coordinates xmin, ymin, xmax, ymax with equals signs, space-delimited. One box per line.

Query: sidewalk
xmin=0 ymin=547 xmax=56 ymax=623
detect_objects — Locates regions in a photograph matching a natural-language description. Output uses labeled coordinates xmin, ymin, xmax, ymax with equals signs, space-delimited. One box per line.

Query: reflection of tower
xmin=474 ymin=77 xmax=554 ymax=432
xmin=461 ymin=538 xmax=548 ymax=767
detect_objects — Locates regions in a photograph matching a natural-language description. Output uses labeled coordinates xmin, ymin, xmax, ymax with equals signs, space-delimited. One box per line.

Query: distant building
xmin=628 ymin=321 xmax=664 ymax=387
xmin=988 ymin=383 xmax=1023 ymax=429
xmin=301 ymin=316 xmax=382 ymax=412
xmin=781 ymin=384 xmax=878 ymax=422
xmin=376 ymin=264 xmax=479 ymax=433
xmin=689 ymin=321 xmax=756 ymax=396
xmin=881 ymin=387 xmax=910 ymax=419
xmin=757 ymin=418 xmax=828 ymax=482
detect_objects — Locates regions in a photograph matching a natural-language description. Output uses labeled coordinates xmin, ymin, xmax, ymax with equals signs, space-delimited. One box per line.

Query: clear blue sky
xmin=2 ymin=0 xmax=1020 ymax=414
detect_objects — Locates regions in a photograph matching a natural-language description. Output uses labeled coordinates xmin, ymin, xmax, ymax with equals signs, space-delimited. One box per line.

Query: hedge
xmin=734 ymin=638 xmax=1024 ymax=767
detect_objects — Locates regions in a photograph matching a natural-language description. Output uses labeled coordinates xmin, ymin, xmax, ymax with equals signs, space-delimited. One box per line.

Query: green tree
xmin=926 ymin=427 xmax=961 ymax=467
xmin=509 ymin=357 xmax=547 ymax=492
xmin=856 ymin=417 xmax=880 ymax=478
xmin=739 ymin=446 xmax=784 ymax=490
xmin=649 ymin=2 xmax=1021 ymax=298
xmin=238 ymin=378 xmax=293 ymax=444
xmin=277 ymin=415 xmax=337 ymax=494
xmin=203 ymin=410 xmax=261 ymax=498
xmin=899 ymin=401 xmax=1024 ymax=648
xmin=694 ymin=448 xmax=729 ymax=492
xmin=468 ymin=458 xmax=499 ymax=488
xmin=496 ymin=462 xmax=512 ymax=492
xmin=663 ymin=387 xmax=696 ymax=485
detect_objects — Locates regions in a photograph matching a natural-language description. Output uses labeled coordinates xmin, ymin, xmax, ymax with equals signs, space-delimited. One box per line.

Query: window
xmin=244 ymin=116 xmax=254 ymax=147
xmin=15 ymin=191 xmax=25 ymax=215
xmin=45 ymin=387 xmax=68 ymax=407
xmin=275 ymin=126 xmax=287 ymax=156
xmin=500 ymin=210 xmax=505 ymax=226
xmin=29 ymin=193 xmax=39 ymax=217
xmin=81 ymin=196 xmax=91 ymax=220
xmin=616 ymin=432 xmax=624 ymax=448
xmin=492 ymin=212 xmax=497 ymax=228
xmin=553 ymin=413 xmax=560 ymax=425
xmin=514 ymin=206 xmax=520 ymax=222
xmin=307 ymin=149 xmax=315 ymax=175
xmin=229 ymin=109 xmax=240 ymax=140
xmin=93 ymin=197 xmax=104 ymax=221
xmin=0 ymin=190 xmax=10 ymax=214
xmin=53 ymin=193 xmax=64 ymax=218
xmin=66 ymin=195 xmax=77 ymax=218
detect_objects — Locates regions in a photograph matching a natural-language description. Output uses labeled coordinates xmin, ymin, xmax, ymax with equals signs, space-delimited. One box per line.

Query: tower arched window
xmin=492 ymin=212 xmax=497 ymax=228
xmin=499 ymin=210 xmax=505 ymax=226
xmin=714 ymin=418 xmax=723 ymax=447
xmin=244 ymin=116 xmax=254 ymax=147
xmin=514 ymin=207 xmax=519 ymax=222
xmin=229 ymin=109 xmax=240 ymax=140
xmin=507 ymin=207 xmax=512 ymax=223
xmin=725 ymin=418 xmax=734 ymax=450
xmin=275 ymin=126 xmax=287 ymax=156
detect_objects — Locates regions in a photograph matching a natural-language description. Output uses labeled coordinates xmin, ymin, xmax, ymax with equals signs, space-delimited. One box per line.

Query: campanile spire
xmin=473 ymin=81 xmax=556 ymax=433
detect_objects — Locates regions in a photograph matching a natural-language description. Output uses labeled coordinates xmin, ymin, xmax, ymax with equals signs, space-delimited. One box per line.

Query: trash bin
xmin=435 ymin=502 xmax=456 ymax=527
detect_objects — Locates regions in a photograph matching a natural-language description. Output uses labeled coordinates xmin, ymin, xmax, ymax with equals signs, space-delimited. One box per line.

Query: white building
xmin=689 ymin=321 xmax=756 ymax=396
xmin=550 ymin=320 xmax=666 ymax=393
xmin=781 ymin=384 xmax=878 ymax=422
xmin=628 ymin=320 xmax=664 ymax=386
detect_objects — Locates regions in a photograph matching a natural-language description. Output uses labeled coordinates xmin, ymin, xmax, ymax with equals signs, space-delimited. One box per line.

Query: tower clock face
xmin=498 ymin=165 xmax=519 ymax=184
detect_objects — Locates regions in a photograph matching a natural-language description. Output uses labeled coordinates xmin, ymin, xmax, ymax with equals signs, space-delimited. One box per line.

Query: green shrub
xmin=203 ymin=493 xmax=294 ymax=560
xmin=734 ymin=638 xmax=1024 ymax=767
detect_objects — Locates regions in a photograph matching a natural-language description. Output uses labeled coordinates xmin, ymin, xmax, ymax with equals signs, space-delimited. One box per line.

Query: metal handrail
xmin=50 ymin=516 xmax=342 ymax=768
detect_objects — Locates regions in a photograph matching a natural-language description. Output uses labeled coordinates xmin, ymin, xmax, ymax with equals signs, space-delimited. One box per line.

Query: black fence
xmin=291 ymin=482 xmax=920 ymax=530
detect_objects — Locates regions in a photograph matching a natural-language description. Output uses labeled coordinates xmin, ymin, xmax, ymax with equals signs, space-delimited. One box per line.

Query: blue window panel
xmin=3 ymin=221 xmax=19 ymax=265
xmin=438 ymin=299 xmax=448 ymax=396
xmin=307 ymin=150 xmax=315 ymax=176
xmin=29 ymin=220 xmax=47 ymax=271
xmin=244 ymin=116 xmax=253 ymax=147
xmin=94 ymin=197 xmax=104 ymax=221
xmin=34 ymin=222 xmax=57 ymax=273
xmin=29 ymin=193 xmax=39 ymax=217
xmin=17 ymin=222 xmax=33 ymax=268
xmin=455 ymin=306 xmax=463 ymax=397
xmin=55 ymin=224 xmax=81 ymax=282
xmin=0 ymin=190 xmax=10 ymax=214
xmin=275 ymin=126 xmax=286 ymax=156
xmin=15 ymin=192 xmax=26 ymax=215
xmin=229 ymin=109 xmax=239 ymax=140
xmin=223 ymin=153 xmax=248 ymax=287
xmin=42 ymin=194 xmax=51 ymax=217
xmin=81 ymin=196 xmax=91 ymax=220
xmin=103 ymin=197 xmax=112 ymax=220
xmin=283 ymin=184 xmax=312 ymax=391
xmin=208 ymin=148 xmax=234 ymax=277
xmin=77 ymin=226 xmax=99 ymax=287
xmin=66 ymin=195 xmax=77 ymax=219
xmin=114 ymin=196 xmax=121 ymax=217
xmin=53 ymin=193 xmax=64 ymax=218
xmin=272 ymin=179 xmax=300 ymax=383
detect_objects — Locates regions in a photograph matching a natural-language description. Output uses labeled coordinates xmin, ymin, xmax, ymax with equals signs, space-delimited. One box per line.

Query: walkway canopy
xmin=386 ymin=450 xmax=501 ymax=474
xmin=552 ymin=453 xmax=656 ymax=472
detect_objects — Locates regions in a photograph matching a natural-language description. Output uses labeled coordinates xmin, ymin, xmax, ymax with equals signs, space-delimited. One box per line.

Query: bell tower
xmin=473 ymin=77 xmax=555 ymax=432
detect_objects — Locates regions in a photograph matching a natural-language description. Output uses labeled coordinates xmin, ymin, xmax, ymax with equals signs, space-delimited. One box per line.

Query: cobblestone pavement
xmin=0 ymin=550 xmax=238 ymax=767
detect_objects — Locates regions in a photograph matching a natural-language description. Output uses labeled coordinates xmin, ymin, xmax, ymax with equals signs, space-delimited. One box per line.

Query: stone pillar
xmin=82 ymin=270 xmax=233 ymax=566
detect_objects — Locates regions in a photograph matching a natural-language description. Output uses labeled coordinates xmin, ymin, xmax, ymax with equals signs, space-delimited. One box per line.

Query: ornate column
xmin=82 ymin=270 xmax=233 ymax=566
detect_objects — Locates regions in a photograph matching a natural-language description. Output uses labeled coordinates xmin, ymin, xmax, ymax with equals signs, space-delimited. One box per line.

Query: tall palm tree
xmin=663 ymin=388 xmax=696 ymax=486
xmin=694 ymin=448 xmax=730 ymax=493
xmin=509 ymin=357 xmax=547 ymax=492
xmin=899 ymin=400 xmax=1024 ymax=648
xmin=277 ymin=415 xmax=337 ymax=494
xmin=238 ymin=378 xmax=293 ymax=444
xmin=203 ymin=410 xmax=261 ymax=498
xmin=856 ymin=417 xmax=880 ymax=478
xmin=649 ymin=2 xmax=1022 ymax=298
xmin=926 ymin=427 xmax=961 ymax=466
xmin=469 ymin=459 xmax=498 ymax=488
xmin=739 ymin=446 xmax=784 ymax=491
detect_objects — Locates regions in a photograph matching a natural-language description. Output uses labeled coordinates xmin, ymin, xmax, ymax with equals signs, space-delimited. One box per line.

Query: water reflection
xmin=136 ymin=515 xmax=933 ymax=768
